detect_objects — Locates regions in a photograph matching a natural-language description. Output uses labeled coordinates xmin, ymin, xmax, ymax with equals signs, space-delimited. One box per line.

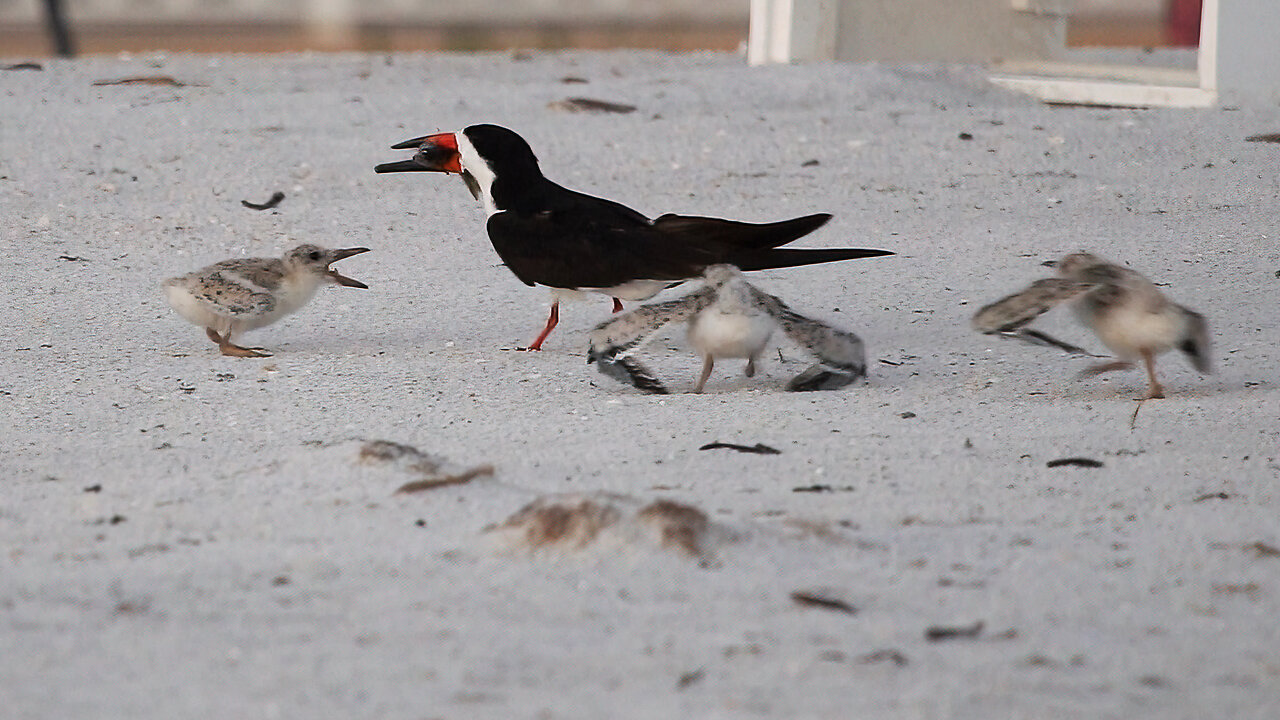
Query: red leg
xmin=612 ymin=297 xmax=624 ymax=313
xmin=523 ymin=300 xmax=559 ymax=351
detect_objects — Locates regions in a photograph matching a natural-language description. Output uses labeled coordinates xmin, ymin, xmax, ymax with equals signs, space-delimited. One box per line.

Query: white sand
xmin=1 ymin=50 xmax=1278 ymax=718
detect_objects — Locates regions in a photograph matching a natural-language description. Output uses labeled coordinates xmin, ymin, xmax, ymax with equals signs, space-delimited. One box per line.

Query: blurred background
xmin=0 ymin=0 xmax=1199 ymax=57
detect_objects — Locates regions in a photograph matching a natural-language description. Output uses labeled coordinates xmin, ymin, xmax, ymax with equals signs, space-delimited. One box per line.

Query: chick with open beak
xmin=162 ymin=243 xmax=371 ymax=357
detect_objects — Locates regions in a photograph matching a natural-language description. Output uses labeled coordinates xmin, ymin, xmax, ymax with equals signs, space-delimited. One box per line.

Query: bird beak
xmin=374 ymin=131 xmax=463 ymax=174
xmin=326 ymin=247 xmax=371 ymax=288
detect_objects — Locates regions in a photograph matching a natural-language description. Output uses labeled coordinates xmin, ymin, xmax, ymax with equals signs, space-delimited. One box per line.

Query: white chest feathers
xmin=687 ymin=295 xmax=775 ymax=360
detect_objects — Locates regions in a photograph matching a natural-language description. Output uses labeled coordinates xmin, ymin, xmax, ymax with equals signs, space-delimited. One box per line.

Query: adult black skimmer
xmin=375 ymin=123 xmax=893 ymax=350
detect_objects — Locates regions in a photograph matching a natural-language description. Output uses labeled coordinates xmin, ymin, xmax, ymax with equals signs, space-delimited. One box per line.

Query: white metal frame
xmin=749 ymin=0 xmax=1279 ymax=108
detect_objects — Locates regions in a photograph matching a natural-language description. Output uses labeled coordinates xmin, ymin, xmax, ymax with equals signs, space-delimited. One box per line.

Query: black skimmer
xmin=973 ymin=252 xmax=1210 ymax=399
xmin=588 ymin=264 xmax=867 ymax=393
xmin=375 ymin=123 xmax=893 ymax=350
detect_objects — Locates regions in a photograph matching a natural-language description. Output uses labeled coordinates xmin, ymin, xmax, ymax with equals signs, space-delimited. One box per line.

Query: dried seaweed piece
xmin=547 ymin=97 xmax=637 ymax=114
xmin=1193 ymin=491 xmax=1230 ymax=502
xmin=676 ymin=669 xmax=705 ymax=690
xmin=698 ymin=442 xmax=781 ymax=455
xmin=1248 ymin=541 xmax=1280 ymax=558
xmin=394 ymin=465 xmax=494 ymax=494
xmin=1046 ymin=457 xmax=1103 ymax=468
xmin=858 ymin=649 xmax=908 ymax=666
xmin=790 ymin=590 xmax=858 ymax=615
xmin=92 ymin=75 xmax=198 ymax=87
xmin=1245 ymin=133 xmax=1280 ymax=143
xmin=925 ymin=620 xmax=984 ymax=641
xmin=241 ymin=191 xmax=285 ymax=211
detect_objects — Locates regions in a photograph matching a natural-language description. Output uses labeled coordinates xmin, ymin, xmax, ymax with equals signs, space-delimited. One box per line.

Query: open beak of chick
xmin=325 ymin=247 xmax=371 ymax=288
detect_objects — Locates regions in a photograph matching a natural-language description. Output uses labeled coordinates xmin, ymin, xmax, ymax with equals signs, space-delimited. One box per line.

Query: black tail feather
xmin=731 ymin=247 xmax=894 ymax=272
xmin=653 ymin=213 xmax=832 ymax=249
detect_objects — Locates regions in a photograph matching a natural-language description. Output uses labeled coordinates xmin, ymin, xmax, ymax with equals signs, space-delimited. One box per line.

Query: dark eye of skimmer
xmin=308 ymin=251 xmax=322 ymax=261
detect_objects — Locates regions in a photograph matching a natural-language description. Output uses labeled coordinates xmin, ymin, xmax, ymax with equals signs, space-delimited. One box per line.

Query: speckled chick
xmin=973 ymin=251 xmax=1210 ymax=399
xmin=163 ymin=244 xmax=370 ymax=357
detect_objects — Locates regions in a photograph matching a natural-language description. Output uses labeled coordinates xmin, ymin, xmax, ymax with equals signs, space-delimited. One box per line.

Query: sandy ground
xmin=1 ymin=50 xmax=1278 ymax=719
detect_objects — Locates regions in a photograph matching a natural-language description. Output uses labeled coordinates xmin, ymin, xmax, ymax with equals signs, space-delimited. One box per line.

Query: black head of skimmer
xmin=376 ymin=123 xmax=893 ymax=350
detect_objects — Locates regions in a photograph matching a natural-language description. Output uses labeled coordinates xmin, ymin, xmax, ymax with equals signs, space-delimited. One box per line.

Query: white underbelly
xmin=688 ymin=311 xmax=774 ymax=359
xmin=572 ymin=279 xmax=679 ymax=302
xmin=163 ymin=282 xmax=226 ymax=330
xmin=1091 ymin=306 xmax=1181 ymax=358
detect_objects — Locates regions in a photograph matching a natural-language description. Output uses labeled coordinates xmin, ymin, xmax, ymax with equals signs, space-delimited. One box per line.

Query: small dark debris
xmin=560 ymin=75 xmax=589 ymax=84
xmin=1138 ymin=674 xmax=1169 ymax=688
xmin=2 ymin=62 xmax=43 ymax=71
xmin=114 ymin=600 xmax=149 ymax=615
xmin=1245 ymin=133 xmax=1280 ymax=143
xmin=83 ymin=484 xmax=103 ymax=493
xmin=958 ymin=132 xmax=974 ymax=140
xmin=899 ymin=411 xmax=917 ymax=419
xmin=359 ymin=439 xmax=424 ymax=464
xmin=241 ymin=191 xmax=285 ymax=211
xmin=414 ymin=519 xmax=427 ymax=528
xmin=793 ymin=485 xmax=832 ymax=493
xmin=1248 ymin=541 xmax=1280 ymax=558
xmin=879 ymin=359 xmax=902 ymax=366
xmin=676 ymin=669 xmax=705 ymax=690
xmin=1193 ymin=491 xmax=1231 ymax=502
xmin=394 ymin=465 xmax=494 ymax=494
xmin=790 ymin=590 xmax=858 ymax=615
xmin=925 ymin=620 xmax=984 ymax=642
xmin=58 ymin=255 xmax=88 ymax=262
xmin=214 ymin=373 xmax=235 ymax=381
xmin=801 ymin=159 xmax=820 ymax=167
xmin=1022 ymin=653 xmax=1058 ymax=667
xmin=1046 ymin=457 xmax=1103 ymax=468
xmin=698 ymin=442 xmax=781 ymax=455
xmin=548 ymin=97 xmax=637 ymax=114
xmin=858 ymin=649 xmax=908 ymax=667
xmin=271 ymin=575 xmax=291 ymax=586
xmin=93 ymin=75 xmax=196 ymax=87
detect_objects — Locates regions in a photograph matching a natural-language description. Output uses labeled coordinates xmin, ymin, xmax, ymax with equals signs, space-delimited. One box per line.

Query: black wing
xmin=488 ymin=201 xmax=889 ymax=291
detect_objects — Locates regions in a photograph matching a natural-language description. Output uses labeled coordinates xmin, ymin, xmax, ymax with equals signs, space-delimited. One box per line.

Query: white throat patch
xmin=456 ymin=131 xmax=498 ymax=217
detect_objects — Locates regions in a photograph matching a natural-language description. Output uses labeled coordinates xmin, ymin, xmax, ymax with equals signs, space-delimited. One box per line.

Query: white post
xmin=748 ymin=0 xmax=838 ymax=65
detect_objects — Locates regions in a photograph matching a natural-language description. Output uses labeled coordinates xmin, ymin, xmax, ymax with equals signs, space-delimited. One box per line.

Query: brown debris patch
xmin=357 ymin=439 xmax=494 ymax=493
xmin=496 ymin=496 xmax=623 ymax=550
xmin=487 ymin=493 xmax=728 ymax=562
xmin=636 ymin=500 xmax=710 ymax=559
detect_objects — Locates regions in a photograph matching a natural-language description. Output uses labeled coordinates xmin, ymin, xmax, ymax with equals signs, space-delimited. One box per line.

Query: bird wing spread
xmin=586 ymin=286 xmax=718 ymax=394
xmin=971 ymin=278 xmax=1097 ymax=333
xmin=745 ymin=285 xmax=867 ymax=391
